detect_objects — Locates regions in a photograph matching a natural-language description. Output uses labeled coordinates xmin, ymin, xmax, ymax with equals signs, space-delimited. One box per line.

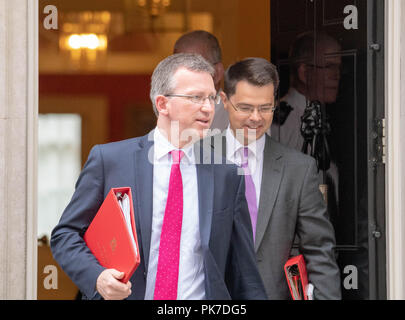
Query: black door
xmin=270 ymin=0 xmax=385 ymax=299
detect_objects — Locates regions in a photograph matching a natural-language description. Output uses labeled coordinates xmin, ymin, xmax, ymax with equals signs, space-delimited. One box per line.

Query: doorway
xmin=270 ymin=0 xmax=386 ymax=299
xmin=35 ymin=0 xmax=386 ymax=300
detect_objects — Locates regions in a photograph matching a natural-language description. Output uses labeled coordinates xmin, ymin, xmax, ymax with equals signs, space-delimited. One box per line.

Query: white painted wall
xmin=0 ymin=0 xmax=38 ymax=300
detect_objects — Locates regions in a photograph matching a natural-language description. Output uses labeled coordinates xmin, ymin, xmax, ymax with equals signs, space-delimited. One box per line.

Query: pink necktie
xmin=154 ymin=150 xmax=184 ymax=300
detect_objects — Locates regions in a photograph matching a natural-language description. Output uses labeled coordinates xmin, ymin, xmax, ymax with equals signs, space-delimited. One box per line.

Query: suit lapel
xmin=133 ymin=132 xmax=154 ymax=270
xmin=214 ymin=133 xmax=284 ymax=251
xmin=134 ymin=134 xmax=216 ymax=268
xmin=255 ymin=136 xmax=284 ymax=252
xmin=195 ymin=142 xmax=214 ymax=247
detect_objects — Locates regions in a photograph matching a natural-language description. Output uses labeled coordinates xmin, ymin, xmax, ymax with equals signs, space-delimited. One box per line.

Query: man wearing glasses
xmin=51 ymin=53 xmax=267 ymax=300
xmin=214 ymin=57 xmax=341 ymax=299
xmin=271 ymin=32 xmax=342 ymax=229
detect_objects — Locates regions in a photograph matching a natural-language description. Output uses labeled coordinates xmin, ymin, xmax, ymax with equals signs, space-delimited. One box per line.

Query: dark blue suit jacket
xmin=50 ymin=131 xmax=267 ymax=300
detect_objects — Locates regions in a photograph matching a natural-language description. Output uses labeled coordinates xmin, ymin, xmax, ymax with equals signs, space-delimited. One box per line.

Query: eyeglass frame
xmin=305 ymin=63 xmax=342 ymax=73
xmin=164 ymin=93 xmax=221 ymax=106
xmin=226 ymin=95 xmax=276 ymax=115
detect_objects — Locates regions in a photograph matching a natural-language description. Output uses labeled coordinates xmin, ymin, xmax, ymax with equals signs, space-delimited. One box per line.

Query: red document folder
xmin=84 ymin=187 xmax=140 ymax=283
xmin=284 ymin=255 xmax=309 ymax=300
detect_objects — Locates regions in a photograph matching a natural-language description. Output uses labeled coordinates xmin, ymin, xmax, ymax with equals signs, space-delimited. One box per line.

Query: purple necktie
xmin=241 ymin=147 xmax=258 ymax=242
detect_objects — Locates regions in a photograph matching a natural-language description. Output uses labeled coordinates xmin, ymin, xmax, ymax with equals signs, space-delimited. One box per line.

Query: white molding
xmin=386 ymin=0 xmax=405 ymax=300
xmin=0 ymin=0 xmax=9 ymax=299
xmin=0 ymin=0 xmax=38 ymax=299
xmin=26 ymin=0 xmax=38 ymax=300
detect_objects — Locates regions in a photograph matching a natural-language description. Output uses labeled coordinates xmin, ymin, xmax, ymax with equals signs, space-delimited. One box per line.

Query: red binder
xmin=284 ymin=255 xmax=309 ymax=300
xmin=84 ymin=187 xmax=140 ymax=283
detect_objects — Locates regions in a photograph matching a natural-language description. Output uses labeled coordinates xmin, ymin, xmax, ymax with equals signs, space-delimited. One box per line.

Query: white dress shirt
xmin=144 ymin=128 xmax=205 ymax=300
xmin=225 ymin=127 xmax=266 ymax=208
xmin=270 ymin=88 xmax=307 ymax=151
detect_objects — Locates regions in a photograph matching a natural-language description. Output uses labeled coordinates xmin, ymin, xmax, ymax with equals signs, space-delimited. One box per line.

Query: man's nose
xmin=328 ymin=65 xmax=341 ymax=80
xmin=249 ymin=108 xmax=262 ymax=122
xmin=201 ymin=99 xmax=214 ymax=112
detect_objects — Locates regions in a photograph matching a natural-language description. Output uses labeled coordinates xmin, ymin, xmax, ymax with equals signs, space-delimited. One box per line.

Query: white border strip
xmin=386 ymin=0 xmax=405 ymax=300
xmin=26 ymin=0 xmax=38 ymax=300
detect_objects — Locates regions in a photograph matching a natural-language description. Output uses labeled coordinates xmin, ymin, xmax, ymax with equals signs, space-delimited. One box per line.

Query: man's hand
xmin=96 ymin=269 xmax=132 ymax=300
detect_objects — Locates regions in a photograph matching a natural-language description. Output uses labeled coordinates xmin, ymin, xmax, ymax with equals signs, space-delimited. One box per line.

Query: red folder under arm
xmin=84 ymin=187 xmax=140 ymax=283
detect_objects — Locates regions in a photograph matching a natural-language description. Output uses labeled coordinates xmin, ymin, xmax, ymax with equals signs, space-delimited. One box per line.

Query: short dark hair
xmin=223 ymin=58 xmax=279 ymax=97
xmin=173 ymin=30 xmax=222 ymax=65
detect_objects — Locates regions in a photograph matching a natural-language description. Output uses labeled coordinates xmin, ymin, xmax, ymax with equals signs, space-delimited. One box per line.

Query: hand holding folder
xmin=84 ymin=187 xmax=140 ymax=284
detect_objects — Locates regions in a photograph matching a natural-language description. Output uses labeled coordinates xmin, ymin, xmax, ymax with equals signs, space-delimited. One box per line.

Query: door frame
xmin=385 ymin=0 xmax=405 ymax=300
xmin=19 ymin=0 xmax=405 ymax=301
xmin=27 ymin=0 xmax=39 ymax=300
xmin=367 ymin=0 xmax=386 ymax=300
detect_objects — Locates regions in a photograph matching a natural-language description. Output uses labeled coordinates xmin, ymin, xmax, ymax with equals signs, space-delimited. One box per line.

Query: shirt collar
xmin=283 ymin=88 xmax=307 ymax=112
xmin=225 ymin=126 xmax=266 ymax=164
xmin=153 ymin=127 xmax=195 ymax=164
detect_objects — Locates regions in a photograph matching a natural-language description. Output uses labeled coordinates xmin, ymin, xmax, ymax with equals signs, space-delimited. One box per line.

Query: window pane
xmin=38 ymin=114 xmax=81 ymax=240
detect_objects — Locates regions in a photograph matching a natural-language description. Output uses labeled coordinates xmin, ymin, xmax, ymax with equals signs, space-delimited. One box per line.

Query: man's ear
xmin=220 ymin=91 xmax=229 ymax=111
xmin=214 ymin=62 xmax=225 ymax=89
xmin=297 ymin=63 xmax=308 ymax=85
xmin=155 ymin=95 xmax=169 ymax=116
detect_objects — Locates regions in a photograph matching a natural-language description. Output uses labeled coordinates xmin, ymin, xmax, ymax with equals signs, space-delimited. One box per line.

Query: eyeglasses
xmin=228 ymin=98 xmax=276 ymax=115
xmin=306 ymin=63 xmax=341 ymax=73
xmin=164 ymin=94 xmax=221 ymax=106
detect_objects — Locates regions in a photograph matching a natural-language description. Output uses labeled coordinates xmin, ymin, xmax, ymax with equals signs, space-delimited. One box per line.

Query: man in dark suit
xmin=214 ymin=57 xmax=341 ymax=299
xmin=50 ymin=53 xmax=267 ymax=300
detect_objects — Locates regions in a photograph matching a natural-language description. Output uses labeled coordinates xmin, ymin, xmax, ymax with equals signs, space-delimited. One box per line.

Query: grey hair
xmin=150 ymin=53 xmax=215 ymax=116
